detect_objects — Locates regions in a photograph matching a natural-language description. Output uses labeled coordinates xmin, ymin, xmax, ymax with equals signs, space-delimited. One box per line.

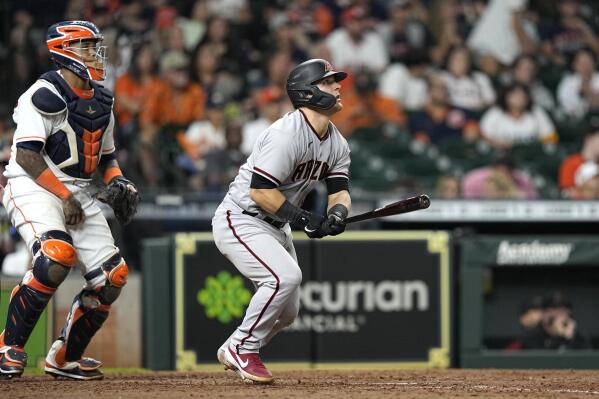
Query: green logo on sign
xmin=197 ymin=271 xmax=251 ymax=324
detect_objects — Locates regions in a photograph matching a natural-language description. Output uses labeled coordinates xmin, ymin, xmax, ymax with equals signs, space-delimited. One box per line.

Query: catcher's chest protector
xmin=39 ymin=71 xmax=113 ymax=178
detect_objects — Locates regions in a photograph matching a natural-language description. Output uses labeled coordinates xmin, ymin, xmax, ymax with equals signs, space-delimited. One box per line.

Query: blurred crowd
xmin=2 ymin=0 xmax=599 ymax=199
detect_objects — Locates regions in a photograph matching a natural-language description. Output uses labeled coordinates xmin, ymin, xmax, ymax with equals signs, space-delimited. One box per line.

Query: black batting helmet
xmin=286 ymin=59 xmax=347 ymax=111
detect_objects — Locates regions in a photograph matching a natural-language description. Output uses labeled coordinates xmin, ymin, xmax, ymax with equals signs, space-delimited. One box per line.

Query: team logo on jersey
xmin=85 ymin=106 xmax=96 ymax=115
xmin=197 ymin=271 xmax=251 ymax=324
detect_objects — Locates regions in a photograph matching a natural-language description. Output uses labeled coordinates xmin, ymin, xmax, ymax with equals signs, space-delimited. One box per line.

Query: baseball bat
xmin=345 ymin=194 xmax=430 ymax=224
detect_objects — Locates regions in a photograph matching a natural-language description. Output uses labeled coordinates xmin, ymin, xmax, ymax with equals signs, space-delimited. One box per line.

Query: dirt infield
xmin=2 ymin=369 xmax=598 ymax=398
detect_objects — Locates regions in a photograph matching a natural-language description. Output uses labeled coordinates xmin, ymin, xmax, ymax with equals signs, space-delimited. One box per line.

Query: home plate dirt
xmin=2 ymin=369 xmax=599 ymax=398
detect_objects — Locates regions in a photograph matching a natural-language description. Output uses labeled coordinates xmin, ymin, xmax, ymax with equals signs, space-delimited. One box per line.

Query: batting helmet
xmin=46 ymin=21 xmax=107 ymax=81
xmin=286 ymin=59 xmax=347 ymax=111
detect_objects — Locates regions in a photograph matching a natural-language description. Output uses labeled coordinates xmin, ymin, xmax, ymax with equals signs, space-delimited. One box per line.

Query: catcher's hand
xmin=96 ymin=176 xmax=140 ymax=225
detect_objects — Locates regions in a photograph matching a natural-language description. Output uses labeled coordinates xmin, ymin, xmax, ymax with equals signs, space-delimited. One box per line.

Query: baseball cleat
xmin=44 ymin=340 xmax=103 ymax=380
xmin=0 ymin=346 xmax=27 ymax=378
xmin=217 ymin=345 xmax=233 ymax=370
xmin=224 ymin=346 xmax=273 ymax=384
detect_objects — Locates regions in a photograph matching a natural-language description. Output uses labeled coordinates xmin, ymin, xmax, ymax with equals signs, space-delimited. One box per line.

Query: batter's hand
xmin=320 ymin=204 xmax=348 ymax=236
xmin=63 ymin=195 xmax=85 ymax=226
xmin=303 ymin=211 xmax=326 ymax=239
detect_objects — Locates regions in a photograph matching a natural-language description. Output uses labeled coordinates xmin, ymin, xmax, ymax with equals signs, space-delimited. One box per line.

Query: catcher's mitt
xmin=96 ymin=176 xmax=140 ymax=225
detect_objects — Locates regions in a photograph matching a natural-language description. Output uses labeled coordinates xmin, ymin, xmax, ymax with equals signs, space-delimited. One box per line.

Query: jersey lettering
xmin=301 ymin=160 xmax=314 ymax=180
xmin=292 ymin=163 xmax=306 ymax=181
xmin=292 ymin=160 xmax=330 ymax=182
xmin=310 ymin=161 xmax=322 ymax=180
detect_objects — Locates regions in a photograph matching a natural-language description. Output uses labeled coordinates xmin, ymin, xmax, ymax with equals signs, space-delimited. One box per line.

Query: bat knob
xmin=419 ymin=195 xmax=431 ymax=209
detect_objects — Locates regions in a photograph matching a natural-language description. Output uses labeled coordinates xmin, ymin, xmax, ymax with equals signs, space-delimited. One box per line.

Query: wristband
xmin=103 ymin=166 xmax=123 ymax=184
xmin=35 ymin=168 xmax=71 ymax=200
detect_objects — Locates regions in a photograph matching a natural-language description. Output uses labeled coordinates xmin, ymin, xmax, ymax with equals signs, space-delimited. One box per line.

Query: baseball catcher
xmin=0 ymin=20 xmax=138 ymax=380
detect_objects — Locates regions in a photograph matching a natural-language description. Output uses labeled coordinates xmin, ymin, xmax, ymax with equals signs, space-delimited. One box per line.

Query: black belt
xmin=242 ymin=210 xmax=286 ymax=229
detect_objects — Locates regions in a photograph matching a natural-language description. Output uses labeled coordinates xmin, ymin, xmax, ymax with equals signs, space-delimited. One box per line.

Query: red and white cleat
xmin=224 ymin=346 xmax=273 ymax=384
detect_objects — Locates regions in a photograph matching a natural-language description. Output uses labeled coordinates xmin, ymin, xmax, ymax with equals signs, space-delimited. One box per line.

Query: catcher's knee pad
xmin=58 ymin=289 xmax=110 ymax=363
xmin=101 ymin=252 xmax=129 ymax=289
xmin=30 ymin=230 xmax=77 ymax=290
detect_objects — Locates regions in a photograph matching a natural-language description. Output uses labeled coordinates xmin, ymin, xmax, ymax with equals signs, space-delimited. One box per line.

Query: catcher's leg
xmin=45 ymin=253 xmax=128 ymax=380
xmin=0 ymin=231 xmax=77 ymax=378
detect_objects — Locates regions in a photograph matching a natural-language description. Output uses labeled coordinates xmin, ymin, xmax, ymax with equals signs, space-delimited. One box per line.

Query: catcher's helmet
xmin=46 ymin=21 xmax=107 ymax=81
xmin=286 ymin=59 xmax=347 ymax=111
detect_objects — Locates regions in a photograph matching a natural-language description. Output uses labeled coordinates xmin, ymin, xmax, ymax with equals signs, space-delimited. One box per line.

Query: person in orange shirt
xmin=138 ymin=51 xmax=205 ymax=186
xmin=331 ymin=68 xmax=406 ymax=135
xmin=114 ymin=43 xmax=163 ymax=150
xmin=559 ymin=129 xmax=599 ymax=196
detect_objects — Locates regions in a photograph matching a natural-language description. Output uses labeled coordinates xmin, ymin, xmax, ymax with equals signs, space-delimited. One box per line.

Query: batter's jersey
xmin=5 ymin=71 xmax=116 ymax=183
xmin=224 ymin=109 xmax=350 ymax=219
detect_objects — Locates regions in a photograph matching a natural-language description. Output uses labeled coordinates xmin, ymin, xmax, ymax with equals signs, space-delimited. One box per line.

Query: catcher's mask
xmin=46 ymin=20 xmax=107 ymax=81
xmin=286 ymin=59 xmax=347 ymax=111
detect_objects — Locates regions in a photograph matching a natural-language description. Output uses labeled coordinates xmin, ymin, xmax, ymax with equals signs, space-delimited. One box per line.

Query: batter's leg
xmin=213 ymin=211 xmax=302 ymax=383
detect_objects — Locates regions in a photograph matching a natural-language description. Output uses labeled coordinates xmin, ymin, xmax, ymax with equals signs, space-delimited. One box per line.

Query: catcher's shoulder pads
xmin=31 ymin=86 xmax=67 ymax=116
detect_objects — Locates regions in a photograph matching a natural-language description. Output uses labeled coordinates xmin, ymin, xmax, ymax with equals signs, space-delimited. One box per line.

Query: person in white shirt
xmin=181 ymin=93 xmax=227 ymax=167
xmin=325 ymin=6 xmax=388 ymax=72
xmin=440 ymin=45 xmax=496 ymax=112
xmin=557 ymin=48 xmax=599 ymax=119
xmin=481 ymin=83 xmax=557 ymax=149
xmin=241 ymin=87 xmax=287 ymax=155
xmin=378 ymin=49 xmax=429 ymax=111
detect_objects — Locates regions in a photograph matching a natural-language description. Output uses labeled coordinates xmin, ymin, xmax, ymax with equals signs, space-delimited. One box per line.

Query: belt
xmin=242 ymin=210 xmax=286 ymax=229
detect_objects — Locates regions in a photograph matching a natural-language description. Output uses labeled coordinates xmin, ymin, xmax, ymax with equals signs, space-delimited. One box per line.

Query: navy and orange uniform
xmin=6 ymin=70 xmax=116 ymax=182
xmin=0 ymin=20 xmax=130 ymax=381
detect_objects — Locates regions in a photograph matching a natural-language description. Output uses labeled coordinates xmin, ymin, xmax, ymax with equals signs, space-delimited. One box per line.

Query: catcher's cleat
xmin=224 ymin=346 xmax=273 ymax=384
xmin=0 ymin=346 xmax=27 ymax=378
xmin=44 ymin=340 xmax=103 ymax=380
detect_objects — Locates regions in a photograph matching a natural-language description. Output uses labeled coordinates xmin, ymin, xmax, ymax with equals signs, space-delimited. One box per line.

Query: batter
xmin=212 ymin=59 xmax=352 ymax=384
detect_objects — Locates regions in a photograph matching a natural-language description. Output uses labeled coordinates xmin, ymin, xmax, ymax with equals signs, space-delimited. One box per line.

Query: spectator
xmin=557 ymin=48 xmax=599 ymax=119
xmin=501 ymin=53 xmax=556 ymax=111
xmin=199 ymin=121 xmax=246 ymax=192
xmin=467 ymin=0 xmax=538 ymax=66
xmin=428 ymin=1 xmax=464 ymax=66
xmin=540 ymin=0 xmax=599 ymax=66
xmin=409 ymin=75 xmax=479 ymax=145
xmin=241 ymin=87 xmax=286 ymax=155
xmin=378 ymin=0 xmax=435 ymax=65
xmin=198 ymin=15 xmax=248 ymax=74
xmin=570 ymin=160 xmax=599 ymax=199
xmin=378 ymin=49 xmax=430 ymax=111
xmin=435 ymin=174 xmax=461 ymax=199
xmin=266 ymin=14 xmax=310 ymax=63
xmin=114 ymin=43 xmax=162 ymax=151
xmin=439 ymin=45 xmax=496 ymax=112
xmin=176 ymin=0 xmax=210 ymax=52
xmin=325 ymin=5 xmax=388 ymax=72
xmin=285 ymin=0 xmax=335 ymax=40
xmin=559 ymin=129 xmax=599 ymax=193
xmin=139 ymin=51 xmax=205 ymax=186
xmin=331 ymin=69 xmax=406 ymax=135
xmin=178 ymin=92 xmax=227 ymax=170
xmin=480 ymin=83 xmax=557 ymax=149
xmin=462 ymin=156 xmax=538 ymax=199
